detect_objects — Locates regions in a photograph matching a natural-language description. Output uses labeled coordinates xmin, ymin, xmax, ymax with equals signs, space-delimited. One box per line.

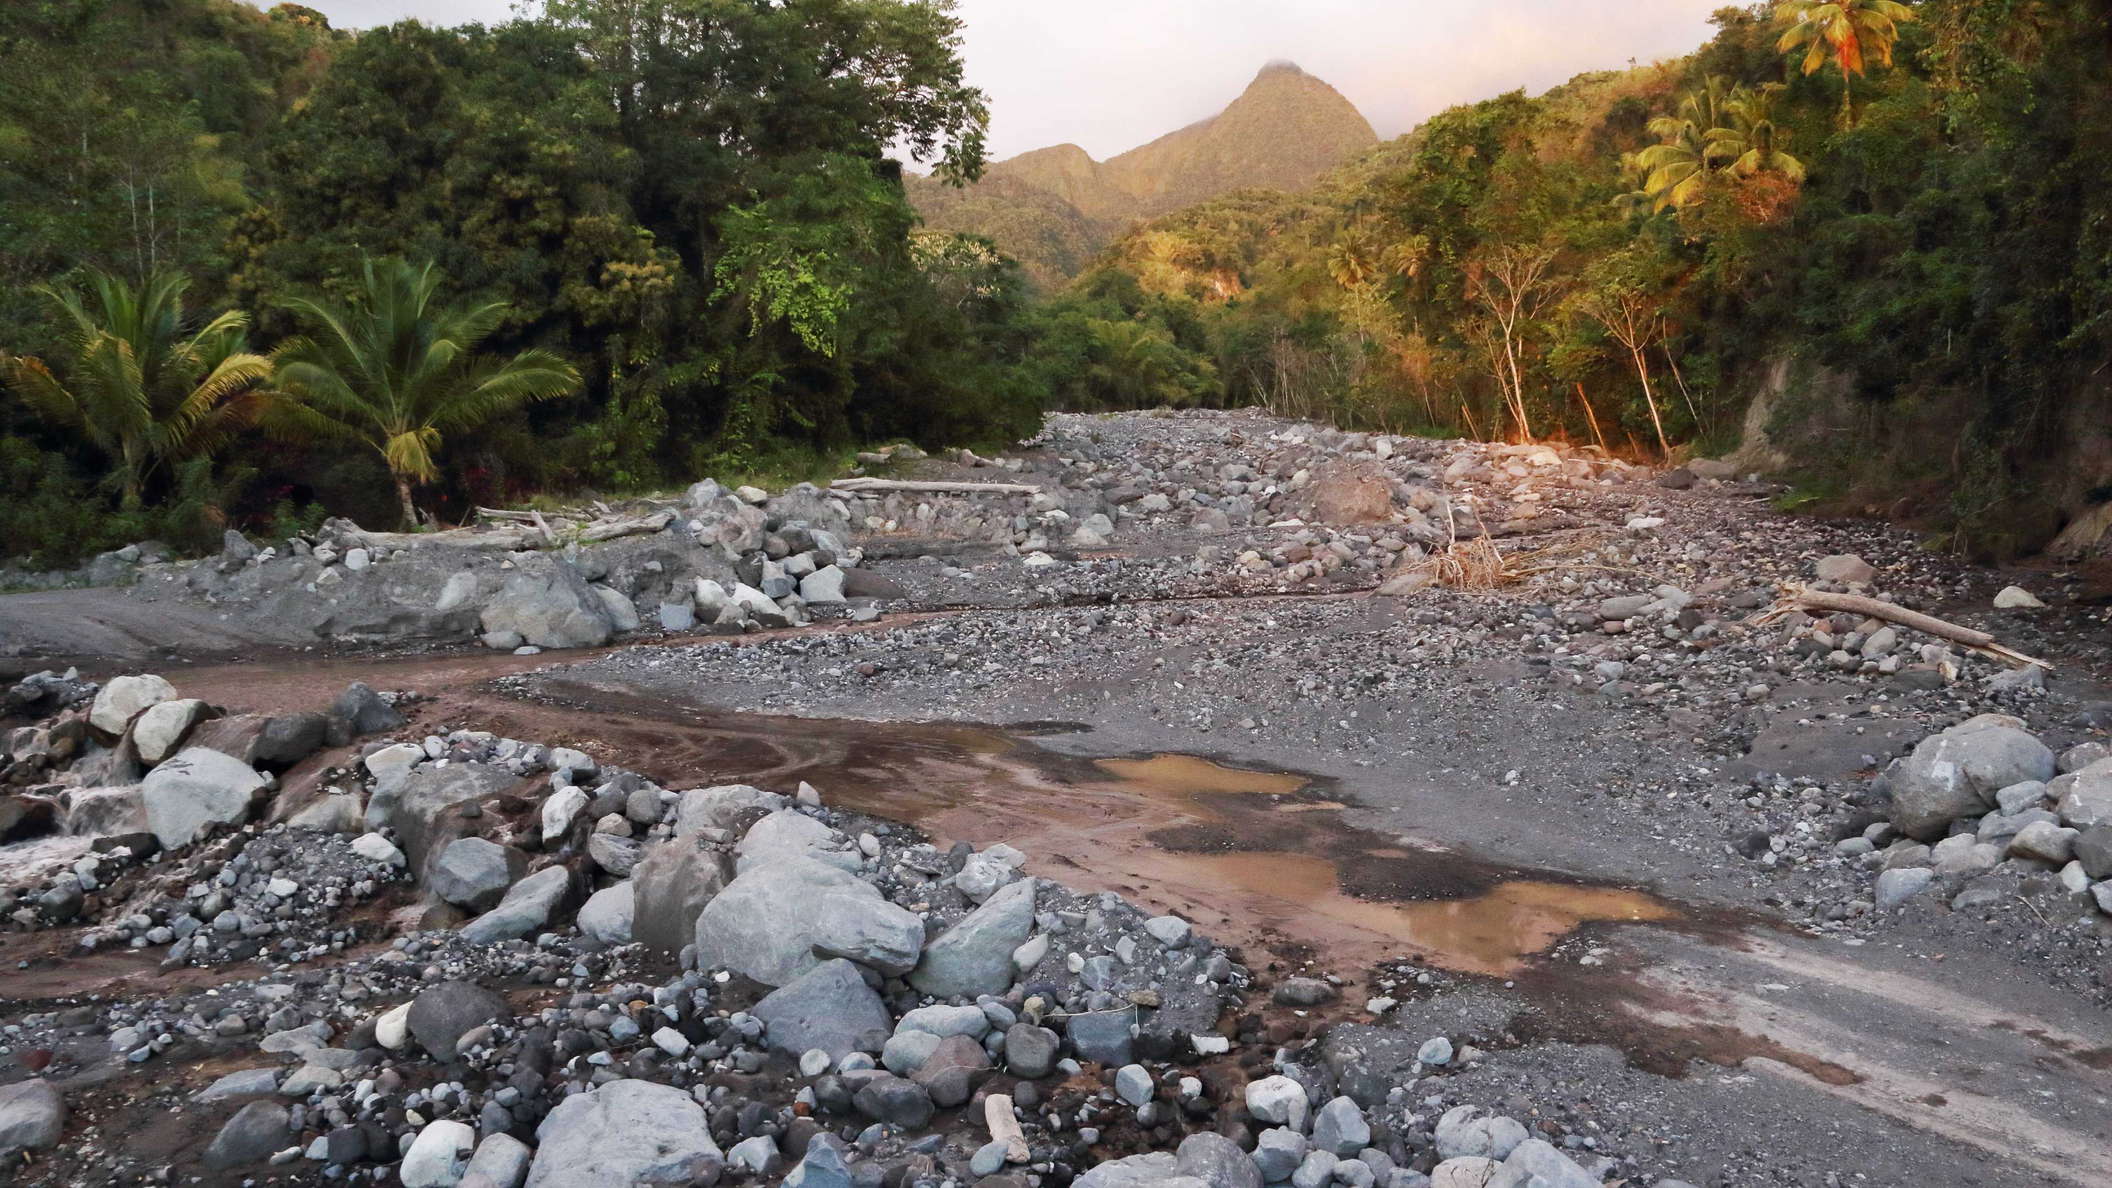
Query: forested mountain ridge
xmin=1044 ymin=2 xmax=2112 ymax=559
xmin=907 ymin=62 xmax=1376 ymax=288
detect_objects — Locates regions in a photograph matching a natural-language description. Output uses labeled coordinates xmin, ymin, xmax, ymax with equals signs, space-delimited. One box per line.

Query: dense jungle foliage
xmin=1044 ymin=1 xmax=2112 ymax=554
xmin=3 ymin=0 xmax=2108 ymax=564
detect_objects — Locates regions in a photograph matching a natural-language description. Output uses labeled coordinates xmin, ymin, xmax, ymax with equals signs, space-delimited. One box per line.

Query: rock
xmin=402 ymin=1120 xmax=477 ymax=1187
xmin=1431 ymin=1159 xmax=1500 ymax=1188
xmin=1301 ymin=459 xmax=1394 ymax=523
xmin=673 ymin=784 xmax=787 ymax=837
xmin=1874 ymin=866 xmax=1937 ymax=910
xmin=852 ymin=1074 xmax=933 ymax=1128
xmin=1074 ymin=1152 xmax=1208 ymax=1188
xmin=369 ymin=763 xmax=520 ymax=871
xmin=542 ymin=785 xmax=590 ymax=842
xmin=692 ymin=855 xmax=923 ymax=985
xmin=577 ymin=883 xmax=635 ymax=946
xmin=432 ymin=837 xmax=524 ymax=911
xmin=631 ymin=838 xmax=735 ymax=951
xmin=1177 ymin=1132 xmax=1261 ymax=1188
xmin=799 ymin=566 xmax=847 ymax=605
xmin=2053 ymin=760 xmax=2112 ymax=828
xmin=194 ymin=1068 xmax=280 ymax=1102
xmin=738 ymin=810 xmax=861 ymax=872
xmin=333 ymin=682 xmax=407 ymax=734
xmin=130 ymin=698 xmax=210 ymax=764
xmin=2007 ymin=820 xmax=2080 ymax=865
xmin=205 ymin=1100 xmax=289 ymax=1169
xmin=2073 ymin=826 xmax=2112 ymax=880
xmin=1312 ymin=1097 xmax=1370 ymax=1157
xmin=480 ymin=561 xmax=616 ymax=650
xmin=1065 ymin=1008 xmax=1134 ymax=1066
xmin=1005 ymin=1023 xmax=1060 ymax=1079
xmin=753 ymin=959 xmax=892 ymax=1062
xmin=1487 ymin=1139 xmax=1596 ymax=1188
xmin=909 ymin=876 xmax=1034 ymax=998
xmin=909 ymin=1034 xmax=991 ymax=1107
xmin=1253 ymin=1128 xmax=1309 ymax=1183
xmin=463 ymin=1133 xmax=534 ymax=1188
xmin=1814 ymin=554 xmax=1875 ymax=584
xmin=1886 ymin=716 xmax=2057 ymax=840
xmin=461 ymin=865 xmax=571 ymax=943
xmin=1272 ymin=976 xmax=1337 ymax=1007
xmin=1435 ymin=1107 xmax=1528 ymax=1161
xmin=657 ymin=600 xmax=695 ymax=631
xmin=587 ymin=831 xmax=642 ymax=876
xmin=1246 ymin=1075 xmax=1311 ymax=1132
xmin=375 ymin=1002 xmax=412 ymax=1050
xmin=0 ymin=1079 xmax=64 ymax=1152
xmin=526 ymin=1079 xmax=722 ymax=1188
xmin=349 ymin=832 xmax=406 ymax=867
xmin=1114 ymin=1063 xmax=1153 ymax=1106
xmin=408 ymin=981 xmax=511 ymax=1059
xmin=784 ymin=1141 xmax=853 ymax=1188
xmin=1993 ymin=585 xmax=2046 ymax=609
xmin=141 ymin=746 xmax=269 ymax=849
xmin=591 ymin=585 xmax=641 ymax=632
xmin=89 ymin=673 xmax=176 ymax=736
xmin=1417 ymin=1036 xmax=1453 ymax=1066
xmin=254 ymin=712 xmax=330 ymax=770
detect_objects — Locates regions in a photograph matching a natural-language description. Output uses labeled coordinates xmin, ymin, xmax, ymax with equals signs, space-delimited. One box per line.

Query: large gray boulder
xmin=141 ymin=746 xmax=270 ymax=848
xmin=752 ymin=958 xmax=892 ymax=1062
xmin=0 ymin=1079 xmax=64 ymax=1152
xmin=526 ymin=1079 xmax=722 ymax=1188
xmin=1176 ymin=1132 xmax=1261 ymax=1188
xmin=1073 ymin=1153 xmax=1207 ymax=1188
xmin=736 ymin=810 xmax=861 ymax=872
xmin=368 ymin=763 xmax=521 ymax=872
xmin=693 ymin=855 xmax=923 ymax=985
xmin=461 ymin=866 xmax=572 ymax=944
xmin=204 ymin=1100 xmax=289 ymax=1169
xmin=89 ymin=673 xmax=175 ymax=736
xmin=1487 ymin=1139 xmax=1597 ymax=1188
xmin=479 ymin=560 xmax=616 ymax=649
xmin=909 ymin=877 xmax=1034 ymax=998
xmin=333 ymin=682 xmax=406 ymax=735
xmin=430 ymin=837 xmax=525 ymax=911
xmin=130 ymin=697 xmax=210 ymax=764
xmin=673 ymin=784 xmax=785 ymax=838
xmin=577 ymin=883 xmax=635 ymax=946
xmin=1885 ymin=715 xmax=2057 ymax=840
xmin=407 ymin=981 xmax=511 ymax=1059
xmin=2053 ymin=759 xmax=2112 ymax=829
xmin=631 ymin=838 xmax=736 ymax=952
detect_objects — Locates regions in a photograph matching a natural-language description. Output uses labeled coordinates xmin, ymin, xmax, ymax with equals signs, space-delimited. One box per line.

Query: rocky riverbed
xmin=2 ymin=409 xmax=2109 ymax=1187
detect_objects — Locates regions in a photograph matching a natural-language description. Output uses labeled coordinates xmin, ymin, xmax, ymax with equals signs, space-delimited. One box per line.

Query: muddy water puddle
xmin=427 ymin=678 xmax=1684 ymax=978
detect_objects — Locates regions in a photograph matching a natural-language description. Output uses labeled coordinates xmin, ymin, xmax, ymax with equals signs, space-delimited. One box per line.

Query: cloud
xmin=269 ymin=0 xmax=1728 ymax=159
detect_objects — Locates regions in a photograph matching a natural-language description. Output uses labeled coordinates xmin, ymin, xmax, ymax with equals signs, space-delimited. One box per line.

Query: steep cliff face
xmin=907 ymin=63 xmax=1377 ymax=288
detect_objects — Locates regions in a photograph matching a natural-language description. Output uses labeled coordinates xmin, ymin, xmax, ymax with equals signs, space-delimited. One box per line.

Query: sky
xmin=282 ymin=0 xmax=1732 ymax=161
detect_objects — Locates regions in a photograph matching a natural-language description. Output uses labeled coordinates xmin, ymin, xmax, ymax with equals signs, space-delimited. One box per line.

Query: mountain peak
xmin=1254 ymin=59 xmax=1309 ymax=82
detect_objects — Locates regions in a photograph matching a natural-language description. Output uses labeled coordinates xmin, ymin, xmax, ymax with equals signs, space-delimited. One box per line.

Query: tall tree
xmin=2 ymin=269 xmax=273 ymax=509
xmin=1774 ymin=0 xmax=1916 ymax=126
xmin=1465 ymin=243 xmax=1563 ymax=441
xmin=270 ymin=257 xmax=581 ymax=526
xmin=1710 ymin=84 xmax=1806 ymax=181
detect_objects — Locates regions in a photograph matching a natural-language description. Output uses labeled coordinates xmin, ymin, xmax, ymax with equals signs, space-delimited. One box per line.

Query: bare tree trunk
xmin=394 ymin=475 xmax=420 ymax=530
xmin=1632 ymin=349 xmax=1671 ymax=457
xmin=1574 ymin=382 xmax=1608 ymax=450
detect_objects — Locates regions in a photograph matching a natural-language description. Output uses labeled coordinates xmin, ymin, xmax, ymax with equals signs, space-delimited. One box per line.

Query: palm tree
xmin=1 ymin=269 xmax=273 ymax=510
xmin=1635 ymin=76 xmax=1732 ymax=212
xmin=1711 ymin=85 xmax=1807 ymax=181
xmin=271 ymin=257 xmax=580 ymax=527
xmin=1774 ymin=0 xmax=1916 ymax=127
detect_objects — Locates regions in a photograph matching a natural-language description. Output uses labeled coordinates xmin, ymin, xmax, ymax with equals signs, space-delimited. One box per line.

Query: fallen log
xmin=578 ymin=510 xmax=675 ymax=543
xmin=1763 ymin=585 xmax=2051 ymax=670
xmin=335 ymin=527 xmax=542 ymax=552
xmin=831 ymin=478 xmax=1041 ymax=496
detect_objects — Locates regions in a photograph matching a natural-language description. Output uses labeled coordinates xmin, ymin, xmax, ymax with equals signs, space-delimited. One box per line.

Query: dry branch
xmin=1762 ymin=585 xmax=2051 ymax=670
xmin=578 ymin=510 xmax=675 ymax=543
xmin=830 ymin=478 xmax=1040 ymax=496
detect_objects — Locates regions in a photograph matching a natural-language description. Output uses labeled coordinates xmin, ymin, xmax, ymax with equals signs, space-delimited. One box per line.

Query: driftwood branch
xmin=578 ymin=510 xmax=675 ymax=542
xmin=1763 ymin=585 xmax=2051 ymax=670
xmin=831 ymin=478 xmax=1040 ymax=496
xmin=982 ymin=1094 xmax=1029 ymax=1163
xmin=335 ymin=527 xmax=542 ymax=552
